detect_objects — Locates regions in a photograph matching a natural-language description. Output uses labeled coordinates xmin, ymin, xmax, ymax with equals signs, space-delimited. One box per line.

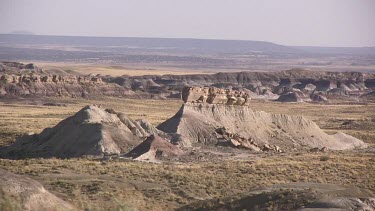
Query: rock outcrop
xmin=0 ymin=169 xmax=75 ymax=211
xmin=0 ymin=61 xmax=43 ymax=73
xmin=109 ymin=68 xmax=375 ymax=101
xmin=0 ymin=73 xmax=134 ymax=98
xmin=0 ymin=105 xmax=157 ymax=158
xmin=158 ymin=104 xmax=367 ymax=150
xmin=124 ymin=135 xmax=184 ymax=162
xmin=182 ymin=86 xmax=250 ymax=105
xmin=0 ymin=62 xmax=135 ymax=98
xmin=1 ymin=61 xmax=375 ymax=101
xmin=215 ymin=127 xmax=281 ymax=152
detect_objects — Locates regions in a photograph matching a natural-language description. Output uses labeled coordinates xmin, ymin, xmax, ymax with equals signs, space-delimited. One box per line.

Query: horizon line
xmin=1 ymin=33 xmax=374 ymax=48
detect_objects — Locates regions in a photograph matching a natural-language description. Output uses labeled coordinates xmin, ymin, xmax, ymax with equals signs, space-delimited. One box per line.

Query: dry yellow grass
xmin=0 ymin=152 xmax=373 ymax=210
xmin=29 ymin=61 xmax=213 ymax=76
xmin=248 ymin=100 xmax=375 ymax=144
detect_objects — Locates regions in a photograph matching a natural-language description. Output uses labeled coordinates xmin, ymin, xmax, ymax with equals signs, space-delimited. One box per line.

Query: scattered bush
xmin=320 ymin=156 xmax=330 ymax=161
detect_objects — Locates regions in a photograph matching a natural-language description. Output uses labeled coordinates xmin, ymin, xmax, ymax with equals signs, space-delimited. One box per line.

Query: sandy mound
xmin=158 ymin=104 xmax=367 ymax=150
xmin=0 ymin=169 xmax=75 ymax=210
xmin=303 ymin=83 xmax=317 ymax=92
xmin=361 ymin=91 xmax=375 ymax=100
xmin=124 ymin=135 xmax=184 ymax=162
xmin=327 ymin=88 xmax=350 ymax=96
xmin=0 ymin=105 xmax=157 ymax=158
xmin=276 ymin=91 xmax=304 ymax=103
xmin=310 ymin=93 xmax=328 ymax=102
xmin=179 ymin=183 xmax=375 ymax=211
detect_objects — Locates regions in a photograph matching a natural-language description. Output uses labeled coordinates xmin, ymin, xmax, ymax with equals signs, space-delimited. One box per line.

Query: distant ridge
xmin=9 ymin=30 xmax=35 ymax=35
xmin=293 ymin=46 xmax=375 ymax=55
xmin=0 ymin=34 xmax=301 ymax=54
xmin=1 ymin=34 xmax=374 ymax=55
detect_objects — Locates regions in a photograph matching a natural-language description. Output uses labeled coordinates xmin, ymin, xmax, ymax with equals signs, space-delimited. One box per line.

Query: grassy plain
xmin=31 ymin=62 xmax=213 ymax=76
xmin=0 ymin=98 xmax=374 ymax=210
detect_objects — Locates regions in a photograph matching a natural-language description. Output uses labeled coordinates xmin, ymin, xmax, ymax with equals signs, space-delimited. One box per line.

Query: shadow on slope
xmin=178 ymin=183 xmax=375 ymax=211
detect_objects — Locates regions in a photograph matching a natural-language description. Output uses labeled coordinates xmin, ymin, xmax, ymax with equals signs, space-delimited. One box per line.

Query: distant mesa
xmin=0 ymin=61 xmax=42 ymax=73
xmin=1 ymin=34 xmax=375 ymax=55
xmin=0 ymin=61 xmax=135 ymax=98
xmin=1 ymin=61 xmax=375 ymax=102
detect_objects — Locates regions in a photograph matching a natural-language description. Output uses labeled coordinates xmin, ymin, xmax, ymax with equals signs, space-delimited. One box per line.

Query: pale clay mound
xmin=0 ymin=103 xmax=366 ymax=159
xmin=0 ymin=169 xmax=75 ymax=211
xmin=0 ymin=105 xmax=159 ymax=158
xmin=276 ymin=91 xmax=304 ymax=103
xmin=158 ymin=104 xmax=367 ymax=150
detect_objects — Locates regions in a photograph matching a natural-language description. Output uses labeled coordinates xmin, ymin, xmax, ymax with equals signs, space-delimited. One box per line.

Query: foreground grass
xmin=0 ymin=151 xmax=373 ymax=210
xmin=35 ymin=62 xmax=212 ymax=76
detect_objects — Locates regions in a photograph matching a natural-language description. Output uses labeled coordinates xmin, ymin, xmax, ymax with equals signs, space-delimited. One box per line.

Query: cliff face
xmin=1 ymin=61 xmax=375 ymax=100
xmin=0 ymin=73 xmax=136 ymax=97
xmin=120 ymin=69 xmax=372 ymax=88
xmin=0 ymin=62 xmax=136 ymax=98
xmin=109 ymin=69 xmax=375 ymax=101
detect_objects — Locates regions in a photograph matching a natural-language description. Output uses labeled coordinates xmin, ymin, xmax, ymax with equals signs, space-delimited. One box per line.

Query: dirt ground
xmin=0 ymin=97 xmax=374 ymax=210
xmin=31 ymin=61 xmax=215 ymax=76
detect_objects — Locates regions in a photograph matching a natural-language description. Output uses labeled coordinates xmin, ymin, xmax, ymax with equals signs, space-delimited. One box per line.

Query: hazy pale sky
xmin=1 ymin=0 xmax=374 ymax=47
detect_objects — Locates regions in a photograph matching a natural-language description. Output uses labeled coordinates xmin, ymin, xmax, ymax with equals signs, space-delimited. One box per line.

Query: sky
xmin=0 ymin=0 xmax=374 ymax=47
